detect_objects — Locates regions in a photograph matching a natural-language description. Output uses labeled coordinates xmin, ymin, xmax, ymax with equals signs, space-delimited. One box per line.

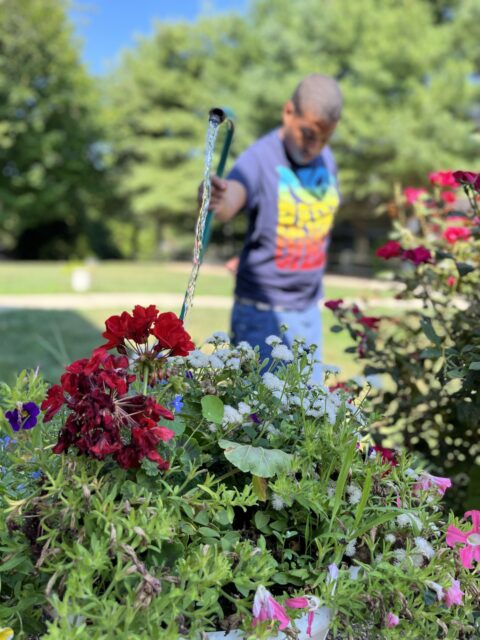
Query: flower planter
xmin=206 ymin=607 xmax=332 ymax=640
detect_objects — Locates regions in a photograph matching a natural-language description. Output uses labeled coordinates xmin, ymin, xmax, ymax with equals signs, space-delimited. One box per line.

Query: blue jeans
xmin=231 ymin=301 xmax=323 ymax=382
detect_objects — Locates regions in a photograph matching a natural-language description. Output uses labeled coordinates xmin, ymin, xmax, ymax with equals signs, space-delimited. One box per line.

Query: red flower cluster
xmin=452 ymin=170 xmax=480 ymax=192
xmin=102 ymin=306 xmax=194 ymax=358
xmin=443 ymin=226 xmax=472 ymax=244
xmin=376 ymin=241 xmax=432 ymax=265
xmin=429 ymin=171 xmax=459 ymax=188
xmin=41 ymin=348 xmax=175 ymax=470
xmin=359 ymin=316 xmax=381 ymax=330
xmin=324 ymin=299 xmax=344 ymax=311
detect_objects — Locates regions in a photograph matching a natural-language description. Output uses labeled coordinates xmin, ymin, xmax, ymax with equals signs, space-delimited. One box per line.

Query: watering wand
xmin=179 ymin=107 xmax=235 ymax=322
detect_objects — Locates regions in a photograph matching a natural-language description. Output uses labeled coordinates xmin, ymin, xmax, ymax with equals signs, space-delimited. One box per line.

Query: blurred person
xmin=207 ymin=74 xmax=343 ymax=379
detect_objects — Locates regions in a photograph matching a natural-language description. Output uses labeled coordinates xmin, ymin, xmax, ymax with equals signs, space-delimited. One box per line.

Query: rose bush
xmin=0 ymin=307 xmax=479 ymax=639
xmin=325 ymin=170 xmax=480 ymax=511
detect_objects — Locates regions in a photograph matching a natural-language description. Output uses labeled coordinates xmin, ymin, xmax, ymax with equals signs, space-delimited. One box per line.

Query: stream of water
xmin=180 ymin=118 xmax=221 ymax=322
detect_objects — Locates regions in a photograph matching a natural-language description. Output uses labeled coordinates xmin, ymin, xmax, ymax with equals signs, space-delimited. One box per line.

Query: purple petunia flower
xmin=5 ymin=402 xmax=40 ymax=432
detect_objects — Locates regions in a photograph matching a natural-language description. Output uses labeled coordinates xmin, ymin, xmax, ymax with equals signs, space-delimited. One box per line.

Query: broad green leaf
xmin=198 ymin=526 xmax=220 ymax=538
xmin=218 ymin=440 xmax=293 ymax=477
xmin=201 ymin=395 xmax=224 ymax=424
xmin=169 ymin=415 xmax=185 ymax=436
xmin=469 ymin=361 xmax=480 ymax=371
xmin=254 ymin=511 xmax=270 ymax=530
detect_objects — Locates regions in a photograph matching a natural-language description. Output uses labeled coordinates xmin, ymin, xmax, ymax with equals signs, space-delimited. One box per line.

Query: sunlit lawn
xmin=0 ymin=261 xmax=397 ymax=385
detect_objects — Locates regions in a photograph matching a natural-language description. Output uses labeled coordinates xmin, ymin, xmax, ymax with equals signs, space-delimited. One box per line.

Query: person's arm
xmin=209 ymin=175 xmax=247 ymax=222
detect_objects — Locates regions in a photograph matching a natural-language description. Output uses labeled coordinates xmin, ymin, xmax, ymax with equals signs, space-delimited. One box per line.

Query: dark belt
xmin=234 ymin=295 xmax=293 ymax=312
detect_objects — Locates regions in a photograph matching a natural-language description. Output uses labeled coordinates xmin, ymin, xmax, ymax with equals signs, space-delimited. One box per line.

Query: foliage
xmin=326 ymin=170 xmax=480 ymax=511
xmin=0 ymin=311 xmax=478 ymax=638
xmin=0 ymin=0 xmax=119 ymax=259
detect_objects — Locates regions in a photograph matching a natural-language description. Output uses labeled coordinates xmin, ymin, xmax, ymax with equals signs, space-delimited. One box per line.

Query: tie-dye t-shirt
xmin=228 ymin=129 xmax=340 ymax=310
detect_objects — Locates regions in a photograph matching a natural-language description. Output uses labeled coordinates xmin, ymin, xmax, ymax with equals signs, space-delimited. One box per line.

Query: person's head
xmin=281 ymin=74 xmax=343 ymax=165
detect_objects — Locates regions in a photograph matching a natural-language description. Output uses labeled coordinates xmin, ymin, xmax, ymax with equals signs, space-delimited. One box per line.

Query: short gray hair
xmin=291 ymin=74 xmax=343 ymax=122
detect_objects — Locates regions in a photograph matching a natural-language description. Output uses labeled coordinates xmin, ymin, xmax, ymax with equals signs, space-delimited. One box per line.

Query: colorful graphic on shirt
xmin=274 ymin=165 xmax=339 ymax=271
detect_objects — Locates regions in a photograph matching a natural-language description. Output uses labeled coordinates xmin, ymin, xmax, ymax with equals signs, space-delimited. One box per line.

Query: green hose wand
xmin=180 ymin=108 xmax=235 ymax=322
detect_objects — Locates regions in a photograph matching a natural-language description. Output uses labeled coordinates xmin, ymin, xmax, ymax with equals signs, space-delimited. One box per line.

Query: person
xmin=208 ymin=74 xmax=343 ymax=380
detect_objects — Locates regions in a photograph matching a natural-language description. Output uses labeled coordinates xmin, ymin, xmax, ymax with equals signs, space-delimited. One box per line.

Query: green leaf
xmin=330 ymin=325 xmax=343 ymax=333
xmin=354 ymin=468 xmax=372 ymax=526
xmin=469 ymin=361 xmax=480 ymax=371
xmin=420 ymin=318 xmax=441 ymax=345
xmin=198 ymin=526 xmax=220 ymax=538
xmin=456 ymin=261 xmax=475 ymax=276
xmin=252 ymin=475 xmax=268 ymax=501
xmin=254 ymin=511 xmax=270 ymax=530
xmin=201 ymin=395 xmax=224 ymax=424
xmin=169 ymin=415 xmax=185 ymax=436
xmin=218 ymin=440 xmax=293 ymax=477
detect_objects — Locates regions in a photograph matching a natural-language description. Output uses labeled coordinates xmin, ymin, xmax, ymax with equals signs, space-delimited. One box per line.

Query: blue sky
xmin=69 ymin=0 xmax=249 ymax=75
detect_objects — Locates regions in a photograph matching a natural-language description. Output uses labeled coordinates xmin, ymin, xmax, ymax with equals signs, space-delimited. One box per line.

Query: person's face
xmin=282 ymin=100 xmax=337 ymax=165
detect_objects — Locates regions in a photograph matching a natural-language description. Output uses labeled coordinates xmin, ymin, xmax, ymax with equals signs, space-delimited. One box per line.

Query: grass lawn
xmin=0 ymin=261 xmax=398 ymax=385
xmin=0 ymin=307 xmax=361 ymax=385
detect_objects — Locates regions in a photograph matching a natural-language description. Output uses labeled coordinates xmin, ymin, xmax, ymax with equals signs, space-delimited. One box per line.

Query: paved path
xmin=0 ymin=274 xmax=422 ymax=311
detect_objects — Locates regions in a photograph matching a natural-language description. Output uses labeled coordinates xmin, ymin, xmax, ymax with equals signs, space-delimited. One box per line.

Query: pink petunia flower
xmin=446 ymin=510 xmax=480 ymax=569
xmin=401 ymin=246 xmax=432 ymax=265
xmin=252 ymin=585 xmax=290 ymax=630
xmin=385 ymin=612 xmax=399 ymax=628
xmin=285 ymin=595 xmax=320 ymax=637
xmin=376 ymin=240 xmax=403 ymax=260
xmin=443 ymin=226 xmax=471 ymax=244
xmin=324 ymin=299 xmax=343 ymax=311
xmin=404 ymin=187 xmax=427 ymax=204
xmin=414 ymin=472 xmax=452 ymax=496
xmin=443 ymin=579 xmax=464 ymax=608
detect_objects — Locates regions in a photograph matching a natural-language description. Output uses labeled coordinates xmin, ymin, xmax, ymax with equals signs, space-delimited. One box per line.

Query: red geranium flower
xmin=102 ymin=305 xmax=159 ymax=351
xmin=324 ymin=299 xmax=343 ymax=311
xmin=44 ymin=347 xmax=174 ymax=471
xmin=452 ymin=170 xmax=478 ymax=185
xmin=359 ymin=316 xmax=381 ymax=330
xmin=401 ymin=246 xmax=432 ymax=265
xmin=151 ymin=312 xmax=195 ymax=356
xmin=429 ymin=171 xmax=459 ymax=188
xmin=443 ymin=226 xmax=471 ymax=244
xmin=376 ymin=240 xmax=402 ymax=260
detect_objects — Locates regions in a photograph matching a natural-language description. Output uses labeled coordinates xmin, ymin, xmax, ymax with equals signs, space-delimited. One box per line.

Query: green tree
xmin=105 ymin=14 xmax=255 ymax=259
xmin=243 ymin=0 xmax=480 ymax=206
xmin=0 ymin=0 xmax=118 ymax=259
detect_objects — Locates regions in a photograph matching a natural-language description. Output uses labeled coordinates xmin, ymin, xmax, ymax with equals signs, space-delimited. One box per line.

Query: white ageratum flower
xmin=320 ymin=363 xmax=341 ymax=376
xmin=271 ymin=494 xmax=285 ymax=510
xmin=326 ymin=481 xmax=336 ymax=498
xmin=414 ymin=536 xmax=435 ymax=560
xmin=312 ymin=393 xmax=341 ymax=424
xmin=188 ymin=349 xmax=210 ymax=368
xmin=205 ymin=331 xmax=230 ymax=344
xmin=238 ymin=402 xmax=252 ymax=416
xmin=396 ymin=513 xmax=423 ymax=532
xmin=385 ymin=533 xmax=396 ymax=544
xmin=225 ymin=357 xmax=241 ymax=370
xmin=265 ymin=335 xmax=282 ymax=346
xmin=410 ymin=553 xmax=424 ymax=568
xmin=271 ymin=344 xmax=294 ymax=362
xmin=346 ymin=485 xmax=362 ymax=506
xmin=345 ymin=539 xmax=357 ymax=557
xmin=349 ymin=566 xmax=361 ymax=580
xmin=262 ymin=372 xmax=284 ymax=392
xmin=209 ymin=355 xmax=225 ymax=370
xmin=392 ymin=548 xmax=406 ymax=565
xmin=222 ymin=405 xmax=242 ymax=426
